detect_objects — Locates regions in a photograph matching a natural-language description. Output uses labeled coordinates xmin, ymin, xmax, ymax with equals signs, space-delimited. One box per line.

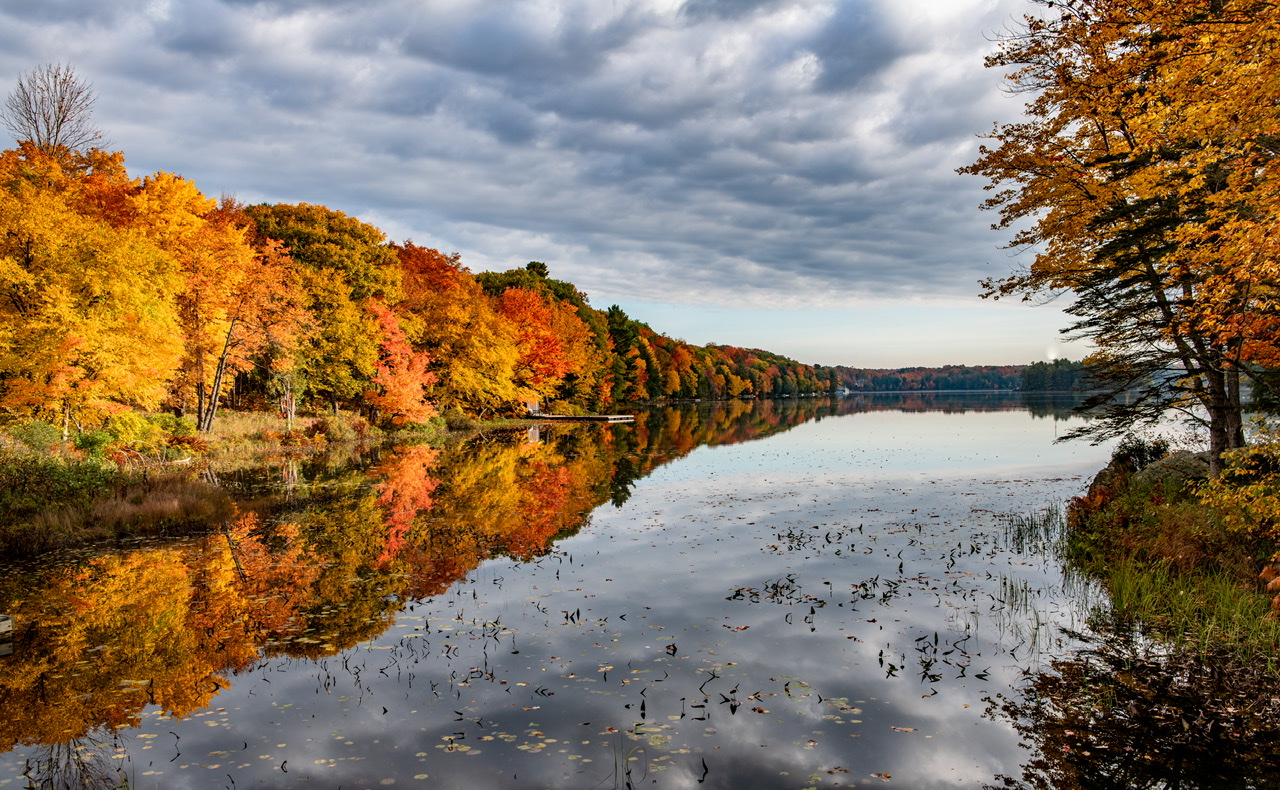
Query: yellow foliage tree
xmin=0 ymin=144 xmax=182 ymax=431
xmin=961 ymin=0 xmax=1280 ymax=472
xmin=393 ymin=242 xmax=521 ymax=415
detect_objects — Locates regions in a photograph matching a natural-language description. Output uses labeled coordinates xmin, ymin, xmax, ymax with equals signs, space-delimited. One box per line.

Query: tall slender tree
xmin=961 ymin=0 xmax=1280 ymax=472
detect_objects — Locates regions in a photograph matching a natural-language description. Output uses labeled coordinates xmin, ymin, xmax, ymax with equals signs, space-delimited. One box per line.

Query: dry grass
xmin=205 ymin=411 xmax=320 ymax=449
xmin=86 ymin=474 xmax=236 ymax=530
xmin=0 ymin=472 xmax=237 ymax=556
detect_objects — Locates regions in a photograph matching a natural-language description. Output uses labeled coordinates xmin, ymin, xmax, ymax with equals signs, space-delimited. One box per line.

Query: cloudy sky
xmin=0 ymin=0 xmax=1079 ymax=367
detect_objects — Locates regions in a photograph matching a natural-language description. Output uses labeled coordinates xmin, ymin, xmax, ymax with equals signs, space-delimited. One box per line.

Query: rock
xmin=1132 ymin=450 xmax=1212 ymax=492
xmin=1086 ymin=460 xmax=1128 ymax=497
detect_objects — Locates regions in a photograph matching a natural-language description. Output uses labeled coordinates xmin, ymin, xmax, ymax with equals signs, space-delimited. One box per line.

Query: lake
xmin=0 ymin=394 xmax=1251 ymax=789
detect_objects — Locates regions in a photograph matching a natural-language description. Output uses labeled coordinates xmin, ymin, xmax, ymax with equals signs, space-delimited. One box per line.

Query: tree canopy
xmin=961 ymin=0 xmax=1280 ymax=472
xmin=0 ymin=139 xmax=841 ymax=432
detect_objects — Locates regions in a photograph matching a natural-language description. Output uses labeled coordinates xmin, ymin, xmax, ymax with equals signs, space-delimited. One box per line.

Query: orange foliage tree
xmin=393 ymin=241 xmax=521 ymax=415
xmin=0 ymin=144 xmax=182 ymax=432
xmin=365 ymin=299 xmax=437 ymax=426
xmin=494 ymin=287 xmax=574 ymax=399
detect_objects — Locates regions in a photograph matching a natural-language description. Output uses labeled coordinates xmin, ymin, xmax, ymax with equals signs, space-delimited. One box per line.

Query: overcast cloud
xmin=0 ymin=0 xmax=1071 ymax=366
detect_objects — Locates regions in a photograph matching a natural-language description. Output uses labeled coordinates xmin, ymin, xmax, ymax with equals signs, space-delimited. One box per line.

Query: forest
xmin=0 ymin=140 xmax=842 ymax=438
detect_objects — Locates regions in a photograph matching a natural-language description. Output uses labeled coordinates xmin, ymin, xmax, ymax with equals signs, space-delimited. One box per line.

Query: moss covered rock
xmin=1132 ymin=450 xmax=1212 ymax=493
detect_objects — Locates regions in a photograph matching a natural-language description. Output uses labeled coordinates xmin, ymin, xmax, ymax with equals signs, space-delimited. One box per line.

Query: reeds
xmin=1104 ymin=557 xmax=1280 ymax=666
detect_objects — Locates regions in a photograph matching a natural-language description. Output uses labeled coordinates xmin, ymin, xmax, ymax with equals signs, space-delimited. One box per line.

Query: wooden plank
xmin=534 ymin=414 xmax=634 ymax=423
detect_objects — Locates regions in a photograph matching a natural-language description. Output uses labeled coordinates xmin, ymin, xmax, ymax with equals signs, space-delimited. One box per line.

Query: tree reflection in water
xmin=0 ymin=394 xmax=1095 ymax=785
xmin=986 ymin=623 xmax=1280 ymax=790
xmin=0 ymin=401 xmax=849 ymax=760
xmin=22 ymin=729 xmax=125 ymax=790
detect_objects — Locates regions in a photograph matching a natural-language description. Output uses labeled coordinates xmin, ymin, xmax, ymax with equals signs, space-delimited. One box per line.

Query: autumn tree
xmin=0 ymin=144 xmax=183 ymax=432
xmin=243 ymin=203 xmax=401 ymax=413
xmin=1 ymin=63 xmax=104 ymax=156
xmin=494 ymin=287 xmax=572 ymax=399
xmin=392 ymin=242 xmax=520 ymax=415
xmin=479 ymin=262 xmax=614 ymax=409
xmin=365 ymin=299 xmax=437 ymax=425
xmin=962 ymin=0 xmax=1280 ymax=472
xmin=118 ymin=180 xmax=309 ymax=431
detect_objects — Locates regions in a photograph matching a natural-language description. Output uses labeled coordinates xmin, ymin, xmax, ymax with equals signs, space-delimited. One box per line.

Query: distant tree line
xmin=833 ymin=365 xmax=1024 ymax=392
xmin=1021 ymin=359 xmax=1086 ymax=391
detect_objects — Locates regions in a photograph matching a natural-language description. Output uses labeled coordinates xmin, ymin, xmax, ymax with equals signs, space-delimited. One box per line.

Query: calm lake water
xmin=0 ymin=394 xmax=1225 ymax=789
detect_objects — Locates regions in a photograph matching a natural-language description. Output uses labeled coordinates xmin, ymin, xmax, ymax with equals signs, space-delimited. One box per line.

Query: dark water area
xmin=1 ymin=394 xmax=1276 ymax=789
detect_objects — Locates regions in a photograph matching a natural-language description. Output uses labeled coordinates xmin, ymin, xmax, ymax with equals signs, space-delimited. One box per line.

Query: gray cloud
xmin=0 ymin=0 xmax=1035 ymax=315
xmin=807 ymin=2 xmax=908 ymax=93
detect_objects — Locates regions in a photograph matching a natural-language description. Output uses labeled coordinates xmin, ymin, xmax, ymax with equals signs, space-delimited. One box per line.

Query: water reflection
xmin=987 ymin=626 xmax=1280 ymax=790
xmin=1 ymin=400 xmax=869 ymax=757
xmin=0 ymin=394 xmax=1177 ymax=790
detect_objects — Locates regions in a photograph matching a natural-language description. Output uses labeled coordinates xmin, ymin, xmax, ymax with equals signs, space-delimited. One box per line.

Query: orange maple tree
xmin=365 ymin=299 xmax=437 ymax=425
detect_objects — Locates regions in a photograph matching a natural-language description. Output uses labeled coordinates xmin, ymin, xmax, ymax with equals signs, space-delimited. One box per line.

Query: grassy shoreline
xmin=0 ymin=407 xmax=565 ymax=558
xmin=1059 ymin=438 xmax=1280 ymax=666
xmin=0 ymin=410 xmax=459 ymax=558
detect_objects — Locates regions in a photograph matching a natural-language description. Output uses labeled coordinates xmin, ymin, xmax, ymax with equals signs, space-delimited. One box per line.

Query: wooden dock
xmin=532 ymin=413 xmax=634 ymax=423
xmin=524 ymin=401 xmax=633 ymax=423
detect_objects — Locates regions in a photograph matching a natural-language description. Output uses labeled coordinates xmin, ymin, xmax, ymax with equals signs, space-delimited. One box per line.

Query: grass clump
xmin=0 ymin=453 xmax=116 ymax=515
xmin=0 ymin=452 xmax=121 ymax=555
xmin=1063 ymin=434 xmax=1280 ymax=663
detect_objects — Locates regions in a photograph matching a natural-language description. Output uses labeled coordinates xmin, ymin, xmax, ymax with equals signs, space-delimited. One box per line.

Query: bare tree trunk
xmin=195 ymin=383 xmax=206 ymax=432
xmin=1226 ymin=366 xmax=1245 ymax=449
xmin=199 ymin=318 xmax=238 ymax=433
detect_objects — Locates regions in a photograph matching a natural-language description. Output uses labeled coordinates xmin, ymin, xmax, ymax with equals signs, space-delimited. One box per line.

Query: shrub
xmin=443 ymin=409 xmax=478 ymax=431
xmin=166 ymin=433 xmax=210 ymax=454
xmin=307 ymin=414 xmax=364 ymax=443
xmin=1200 ymin=440 xmax=1280 ymax=541
xmin=0 ymin=453 xmax=115 ymax=517
xmin=348 ymin=414 xmax=373 ymax=440
xmin=105 ymin=411 xmax=166 ymax=447
xmin=73 ymin=430 xmax=114 ymax=457
xmin=1112 ymin=433 xmax=1170 ymax=473
xmin=547 ymin=401 xmax=589 ymax=417
xmin=6 ymin=420 xmax=61 ymax=451
xmin=150 ymin=412 xmax=197 ymax=438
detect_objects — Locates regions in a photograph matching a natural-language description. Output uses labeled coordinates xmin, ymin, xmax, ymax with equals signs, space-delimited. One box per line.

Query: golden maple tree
xmin=962 ymin=0 xmax=1280 ymax=471
xmin=392 ymin=241 xmax=521 ymax=416
xmin=0 ymin=144 xmax=183 ymax=431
